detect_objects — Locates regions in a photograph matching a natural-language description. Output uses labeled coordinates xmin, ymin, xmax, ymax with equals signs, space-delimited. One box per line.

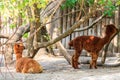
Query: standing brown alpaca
xmin=69 ymin=24 xmax=118 ymax=69
xmin=14 ymin=42 xmax=43 ymax=73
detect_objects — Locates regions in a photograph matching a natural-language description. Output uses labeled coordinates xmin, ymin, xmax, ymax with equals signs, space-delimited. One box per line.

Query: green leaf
xmin=116 ymin=1 xmax=120 ymax=6
xmin=0 ymin=2 xmax=4 ymax=10
xmin=86 ymin=0 xmax=94 ymax=6
xmin=37 ymin=3 xmax=41 ymax=9
xmin=21 ymin=12 xmax=26 ymax=18
xmin=102 ymin=0 xmax=117 ymax=17
xmin=10 ymin=24 xmax=16 ymax=29
xmin=39 ymin=0 xmax=47 ymax=8
xmin=61 ymin=0 xmax=77 ymax=9
xmin=24 ymin=0 xmax=29 ymax=3
xmin=23 ymin=33 xmax=28 ymax=38
xmin=98 ymin=0 xmax=105 ymax=4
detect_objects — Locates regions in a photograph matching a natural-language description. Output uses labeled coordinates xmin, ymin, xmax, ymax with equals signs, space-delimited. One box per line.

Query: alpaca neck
xmin=102 ymin=33 xmax=113 ymax=45
xmin=16 ymin=53 xmax=22 ymax=60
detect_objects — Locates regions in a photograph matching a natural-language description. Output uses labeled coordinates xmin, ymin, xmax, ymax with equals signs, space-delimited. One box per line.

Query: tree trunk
xmin=35 ymin=8 xmax=97 ymax=49
xmin=56 ymin=42 xmax=71 ymax=64
xmin=52 ymin=24 xmax=71 ymax=64
xmin=26 ymin=6 xmax=35 ymax=57
xmin=40 ymin=26 xmax=54 ymax=55
xmin=31 ymin=3 xmax=41 ymax=58
xmin=101 ymin=30 xmax=120 ymax=64
xmin=31 ymin=3 xmax=54 ymax=58
xmin=4 ymin=24 xmax=29 ymax=64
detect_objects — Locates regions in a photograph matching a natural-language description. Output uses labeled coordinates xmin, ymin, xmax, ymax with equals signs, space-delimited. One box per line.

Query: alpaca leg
xmin=72 ymin=55 xmax=80 ymax=66
xmin=93 ymin=53 xmax=98 ymax=69
xmin=21 ymin=64 xmax=29 ymax=73
xmin=89 ymin=53 xmax=98 ymax=69
xmin=22 ymin=67 xmax=28 ymax=73
xmin=72 ymin=50 xmax=81 ymax=69
xmin=16 ymin=64 xmax=22 ymax=72
xmin=72 ymin=55 xmax=75 ymax=68
xmin=72 ymin=55 xmax=79 ymax=69
xmin=16 ymin=67 xmax=21 ymax=72
xmin=89 ymin=60 xmax=93 ymax=69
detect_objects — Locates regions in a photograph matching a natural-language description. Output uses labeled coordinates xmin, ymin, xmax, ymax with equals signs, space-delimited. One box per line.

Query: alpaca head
xmin=105 ymin=24 xmax=118 ymax=35
xmin=14 ymin=42 xmax=25 ymax=55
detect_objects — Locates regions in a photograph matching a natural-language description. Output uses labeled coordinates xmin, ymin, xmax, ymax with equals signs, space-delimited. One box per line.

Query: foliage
xmin=116 ymin=0 xmax=120 ymax=6
xmin=61 ymin=0 xmax=77 ymax=9
xmin=98 ymin=0 xmax=117 ymax=17
xmin=0 ymin=0 xmax=48 ymax=27
xmin=43 ymin=34 xmax=50 ymax=41
xmin=61 ymin=0 xmax=118 ymax=17
xmin=10 ymin=23 xmax=16 ymax=29
xmin=23 ymin=33 xmax=28 ymax=38
xmin=0 ymin=0 xmax=120 ymax=38
xmin=0 ymin=0 xmax=119 ymax=28
xmin=61 ymin=0 xmax=95 ymax=9
xmin=86 ymin=0 xmax=94 ymax=6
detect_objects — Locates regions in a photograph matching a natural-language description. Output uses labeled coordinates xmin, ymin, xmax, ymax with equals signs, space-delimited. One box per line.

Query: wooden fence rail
xmin=52 ymin=7 xmax=120 ymax=56
xmin=0 ymin=7 xmax=120 ymax=56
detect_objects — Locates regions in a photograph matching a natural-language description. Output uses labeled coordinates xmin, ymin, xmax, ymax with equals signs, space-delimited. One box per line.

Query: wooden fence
xmin=0 ymin=17 xmax=17 ymax=54
xmin=51 ymin=7 xmax=120 ymax=55
xmin=0 ymin=7 xmax=120 ymax=56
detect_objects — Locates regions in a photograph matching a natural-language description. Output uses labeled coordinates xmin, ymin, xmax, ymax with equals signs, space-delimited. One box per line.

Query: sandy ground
xmin=0 ymin=54 xmax=120 ymax=80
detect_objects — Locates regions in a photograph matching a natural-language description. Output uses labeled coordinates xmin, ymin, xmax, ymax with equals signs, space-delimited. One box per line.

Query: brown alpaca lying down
xmin=14 ymin=43 xmax=43 ymax=73
xmin=69 ymin=24 xmax=118 ymax=69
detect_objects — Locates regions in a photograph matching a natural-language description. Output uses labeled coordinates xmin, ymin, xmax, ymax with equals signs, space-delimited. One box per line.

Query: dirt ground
xmin=0 ymin=54 xmax=120 ymax=80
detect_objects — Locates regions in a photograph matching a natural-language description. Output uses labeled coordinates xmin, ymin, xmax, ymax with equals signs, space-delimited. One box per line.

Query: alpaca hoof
xmin=78 ymin=62 xmax=80 ymax=65
xmin=73 ymin=66 xmax=80 ymax=69
xmin=95 ymin=66 xmax=97 ymax=69
xmin=89 ymin=65 xmax=92 ymax=69
xmin=72 ymin=64 xmax=79 ymax=69
xmin=74 ymin=67 xmax=80 ymax=69
xmin=72 ymin=65 xmax=78 ymax=69
xmin=89 ymin=66 xmax=97 ymax=69
xmin=89 ymin=67 xmax=92 ymax=69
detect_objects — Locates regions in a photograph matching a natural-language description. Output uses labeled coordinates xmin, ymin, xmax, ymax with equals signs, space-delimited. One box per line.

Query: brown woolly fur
xmin=69 ymin=24 xmax=118 ymax=69
xmin=14 ymin=43 xmax=43 ymax=73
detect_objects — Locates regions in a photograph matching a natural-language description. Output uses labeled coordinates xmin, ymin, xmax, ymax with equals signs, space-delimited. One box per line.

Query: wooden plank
xmin=79 ymin=24 xmax=84 ymax=36
xmin=114 ymin=10 xmax=119 ymax=53
xmin=71 ymin=8 xmax=76 ymax=38
xmin=94 ymin=21 xmax=97 ymax=36
xmin=74 ymin=5 xmax=80 ymax=37
xmin=88 ymin=18 xmax=93 ymax=35
xmin=107 ymin=18 xmax=113 ymax=55
xmin=118 ymin=6 xmax=120 ymax=53
xmin=70 ymin=9 xmax=76 ymax=49
xmin=97 ymin=21 xmax=102 ymax=37
xmin=65 ymin=8 xmax=71 ymax=49
xmin=62 ymin=9 xmax=67 ymax=47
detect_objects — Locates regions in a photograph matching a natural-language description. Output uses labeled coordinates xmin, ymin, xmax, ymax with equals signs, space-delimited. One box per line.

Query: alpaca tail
xmin=68 ymin=40 xmax=73 ymax=46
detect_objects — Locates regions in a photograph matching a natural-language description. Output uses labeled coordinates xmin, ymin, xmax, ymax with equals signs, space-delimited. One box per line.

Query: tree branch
xmin=35 ymin=8 xmax=97 ymax=49
xmin=101 ymin=28 xmax=120 ymax=64
xmin=0 ymin=24 xmax=30 ymax=46
xmin=74 ymin=14 xmax=105 ymax=32
xmin=41 ymin=0 xmax=65 ymax=23
xmin=0 ymin=34 xmax=9 ymax=39
xmin=56 ymin=42 xmax=72 ymax=64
